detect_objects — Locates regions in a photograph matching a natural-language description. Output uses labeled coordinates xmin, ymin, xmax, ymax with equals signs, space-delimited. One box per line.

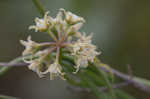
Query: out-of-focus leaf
xmin=85 ymin=69 xmax=106 ymax=86
xmin=115 ymin=89 xmax=135 ymax=99
xmin=98 ymin=67 xmax=116 ymax=99
xmin=0 ymin=67 xmax=11 ymax=76
xmin=87 ymin=81 xmax=102 ymax=99
xmin=0 ymin=95 xmax=19 ymax=99
xmin=79 ymin=74 xmax=102 ymax=99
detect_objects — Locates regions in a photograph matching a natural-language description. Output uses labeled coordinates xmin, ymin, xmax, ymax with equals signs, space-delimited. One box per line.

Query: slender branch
xmin=43 ymin=47 xmax=57 ymax=58
xmin=47 ymin=29 xmax=58 ymax=41
xmin=0 ymin=56 xmax=150 ymax=93
xmin=57 ymin=29 xmax=62 ymax=41
xmin=100 ymin=81 xmax=131 ymax=92
xmin=0 ymin=62 xmax=28 ymax=67
xmin=61 ymin=42 xmax=71 ymax=47
xmin=56 ymin=47 xmax=60 ymax=62
xmin=39 ymin=42 xmax=56 ymax=46
xmin=99 ymin=65 xmax=150 ymax=93
xmin=67 ymin=81 xmax=131 ymax=92
xmin=0 ymin=56 xmax=24 ymax=76
xmin=60 ymin=26 xmax=70 ymax=43
xmin=63 ymin=32 xmax=68 ymax=42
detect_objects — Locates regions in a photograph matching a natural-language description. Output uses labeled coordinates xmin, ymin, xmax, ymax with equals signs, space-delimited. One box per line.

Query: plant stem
xmin=32 ymin=0 xmax=45 ymax=16
xmin=47 ymin=29 xmax=58 ymax=41
xmin=39 ymin=42 xmax=56 ymax=46
xmin=1 ymin=55 xmax=150 ymax=93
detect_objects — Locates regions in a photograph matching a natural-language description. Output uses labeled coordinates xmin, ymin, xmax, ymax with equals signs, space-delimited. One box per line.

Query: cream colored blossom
xmin=67 ymin=23 xmax=83 ymax=35
xmin=42 ymin=61 xmax=65 ymax=80
xmin=61 ymin=8 xmax=85 ymax=24
xmin=53 ymin=10 xmax=67 ymax=35
xmin=28 ymin=60 xmax=39 ymax=71
xmin=71 ymin=33 xmax=100 ymax=72
xmin=28 ymin=59 xmax=44 ymax=77
xmin=23 ymin=49 xmax=58 ymax=78
xmin=52 ymin=10 xmax=63 ymax=24
xmin=29 ymin=12 xmax=51 ymax=32
xmin=21 ymin=8 xmax=101 ymax=79
xmin=20 ymin=36 xmax=39 ymax=56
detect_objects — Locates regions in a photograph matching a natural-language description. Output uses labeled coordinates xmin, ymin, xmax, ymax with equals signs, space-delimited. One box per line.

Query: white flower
xmin=61 ymin=8 xmax=85 ymax=24
xmin=23 ymin=49 xmax=55 ymax=78
xmin=71 ymin=33 xmax=100 ymax=72
xmin=21 ymin=8 xmax=101 ymax=79
xmin=20 ymin=36 xmax=39 ymax=56
xmin=29 ymin=11 xmax=51 ymax=32
xmin=67 ymin=23 xmax=83 ymax=35
xmin=52 ymin=10 xmax=63 ymax=24
xmin=52 ymin=10 xmax=67 ymax=35
xmin=42 ymin=61 xmax=65 ymax=80
xmin=76 ymin=56 xmax=89 ymax=70
xmin=28 ymin=59 xmax=39 ymax=71
xmin=26 ymin=59 xmax=44 ymax=77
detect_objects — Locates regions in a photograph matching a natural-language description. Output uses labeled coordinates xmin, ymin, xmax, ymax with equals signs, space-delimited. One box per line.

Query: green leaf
xmin=115 ymin=90 xmax=135 ymax=99
xmin=98 ymin=67 xmax=116 ymax=99
xmin=0 ymin=95 xmax=19 ymax=99
xmin=0 ymin=67 xmax=11 ymax=76
xmin=85 ymin=69 xmax=106 ymax=86
xmin=79 ymin=73 xmax=102 ymax=99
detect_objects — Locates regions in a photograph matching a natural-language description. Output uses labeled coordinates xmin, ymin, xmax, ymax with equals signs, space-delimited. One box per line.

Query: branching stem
xmin=47 ymin=29 xmax=58 ymax=41
xmin=0 ymin=56 xmax=150 ymax=93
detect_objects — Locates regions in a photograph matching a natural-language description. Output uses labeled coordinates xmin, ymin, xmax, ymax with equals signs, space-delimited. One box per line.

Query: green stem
xmin=1 ymin=54 xmax=150 ymax=96
xmin=32 ymin=0 xmax=45 ymax=16
xmin=47 ymin=29 xmax=58 ymax=41
xmin=0 ymin=67 xmax=11 ymax=76
xmin=0 ymin=56 xmax=24 ymax=76
xmin=0 ymin=95 xmax=19 ymax=99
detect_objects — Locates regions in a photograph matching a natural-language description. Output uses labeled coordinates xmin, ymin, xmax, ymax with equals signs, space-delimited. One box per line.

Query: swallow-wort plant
xmin=0 ymin=0 xmax=150 ymax=99
xmin=20 ymin=9 xmax=100 ymax=80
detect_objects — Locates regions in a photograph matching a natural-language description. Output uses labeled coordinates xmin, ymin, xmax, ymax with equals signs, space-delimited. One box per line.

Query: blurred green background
xmin=0 ymin=0 xmax=150 ymax=99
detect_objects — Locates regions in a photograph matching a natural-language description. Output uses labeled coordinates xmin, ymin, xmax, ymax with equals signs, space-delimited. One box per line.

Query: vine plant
xmin=0 ymin=0 xmax=150 ymax=99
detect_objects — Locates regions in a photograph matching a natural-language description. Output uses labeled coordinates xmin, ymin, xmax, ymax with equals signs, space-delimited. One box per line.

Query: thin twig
xmin=61 ymin=42 xmax=71 ymax=47
xmin=47 ymin=29 xmax=58 ymax=41
xmin=0 ymin=62 xmax=28 ymax=67
xmin=39 ymin=42 xmax=56 ymax=46
xmin=0 ymin=57 xmax=150 ymax=93
xmin=67 ymin=81 xmax=131 ymax=93
xmin=41 ymin=47 xmax=57 ymax=59
xmin=57 ymin=28 xmax=62 ymax=41
xmin=100 ymin=66 xmax=150 ymax=93
xmin=56 ymin=47 xmax=60 ymax=62
xmin=100 ymin=81 xmax=131 ymax=92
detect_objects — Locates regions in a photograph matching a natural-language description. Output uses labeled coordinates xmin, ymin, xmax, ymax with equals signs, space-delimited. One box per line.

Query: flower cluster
xmin=70 ymin=33 xmax=100 ymax=73
xmin=20 ymin=8 xmax=100 ymax=80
